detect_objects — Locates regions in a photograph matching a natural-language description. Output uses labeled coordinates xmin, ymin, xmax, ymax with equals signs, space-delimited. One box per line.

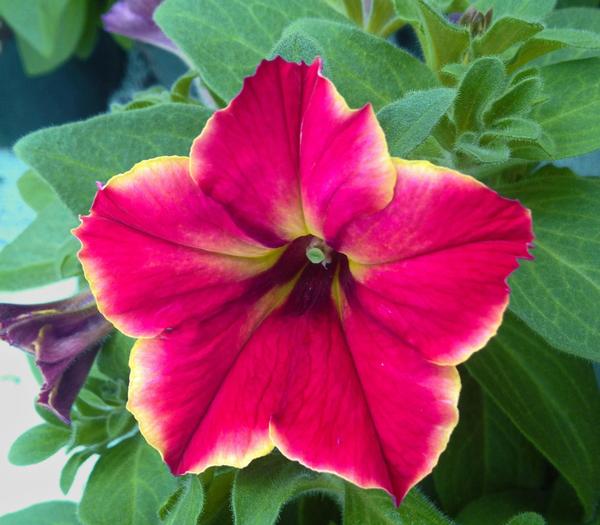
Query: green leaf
xmin=413 ymin=0 xmax=470 ymax=71
xmin=232 ymin=453 xmax=342 ymax=525
xmin=201 ymin=469 xmax=236 ymax=525
xmin=505 ymin=512 xmax=547 ymax=525
xmin=509 ymin=27 xmax=600 ymax=70
xmin=14 ymin=0 xmax=87 ymax=75
xmin=482 ymin=117 xmax=542 ymax=141
xmin=0 ymin=199 xmax=78 ymax=291
xmin=96 ymin=331 xmax=134 ymax=383
xmin=433 ymin=370 xmax=546 ymax=516
xmin=540 ymin=7 xmax=600 ymax=64
xmin=466 ymin=313 xmax=600 ymax=517
xmin=454 ymin=57 xmax=506 ymax=132
xmin=8 ymin=423 xmax=71 ymax=466
xmin=278 ymin=19 xmax=438 ymax=110
xmin=483 ymin=76 xmax=543 ymax=123
xmin=344 ymin=486 xmax=454 ymax=525
xmin=17 ymin=170 xmax=56 ymax=212
xmin=160 ymin=476 xmax=204 ymax=525
xmin=270 ymin=28 xmax=324 ymax=64
xmin=473 ymin=17 xmax=544 ymax=56
xmin=377 ymin=88 xmax=455 ymax=157
xmin=155 ymin=0 xmax=345 ymax=102
xmin=79 ymin=435 xmax=178 ymax=525
xmin=0 ymin=0 xmax=69 ymax=55
xmin=495 ymin=168 xmax=600 ymax=359
xmin=15 ymin=104 xmax=212 ymax=216
xmin=233 ymin=453 xmax=453 ymax=525
xmin=469 ymin=0 xmax=556 ymax=21
xmin=455 ymin=490 xmax=546 ymax=525
xmin=532 ymin=58 xmax=600 ymax=158
xmin=60 ymin=450 xmax=93 ymax=495
xmin=0 ymin=501 xmax=79 ymax=525
xmin=455 ymin=133 xmax=510 ymax=163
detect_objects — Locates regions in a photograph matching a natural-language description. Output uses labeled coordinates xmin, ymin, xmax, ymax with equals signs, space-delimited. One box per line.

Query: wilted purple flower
xmin=1 ymin=292 xmax=112 ymax=423
xmin=102 ymin=0 xmax=179 ymax=54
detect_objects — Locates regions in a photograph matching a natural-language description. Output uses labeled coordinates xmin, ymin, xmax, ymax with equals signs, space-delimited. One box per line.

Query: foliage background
xmin=1 ymin=0 xmax=599 ymax=524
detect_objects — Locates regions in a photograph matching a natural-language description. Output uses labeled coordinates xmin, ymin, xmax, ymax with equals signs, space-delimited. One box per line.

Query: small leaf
xmin=14 ymin=104 xmax=213 ymax=216
xmin=482 ymin=117 xmax=542 ymax=141
xmin=160 ymin=475 xmax=204 ymax=525
xmin=106 ymin=410 xmax=134 ymax=439
xmin=455 ymin=133 xmax=510 ymax=163
xmin=466 ymin=313 xmax=600 ymax=517
xmin=377 ymin=88 xmax=455 ymax=157
xmin=473 ymin=17 xmax=544 ymax=56
xmin=505 ymin=512 xmax=547 ymax=525
xmin=454 ymin=57 xmax=506 ymax=132
xmin=470 ymin=0 xmax=556 ymax=21
xmin=510 ymin=27 xmax=600 ymax=70
xmin=60 ymin=450 xmax=93 ymax=495
xmin=96 ymin=331 xmax=134 ymax=383
xmin=79 ymin=435 xmax=178 ymax=525
xmin=0 ymin=501 xmax=79 ymax=525
xmin=484 ymin=76 xmax=543 ymax=123
xmin=270 ymin=28 xmax=323 ymax=64
xmin=540 ymin=7 xmax=600 ymax=64
xmin=414 ymin=0 xmax=470 ymax=71
xmin=456 ymin=490 xmax=546 ymax=525
xmin=8 ymin=424 xmax=71 ymax=466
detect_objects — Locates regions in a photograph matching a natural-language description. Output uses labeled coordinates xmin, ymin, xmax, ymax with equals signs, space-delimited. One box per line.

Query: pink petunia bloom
xmin=73 ymin=58 xmax=533 ymax=503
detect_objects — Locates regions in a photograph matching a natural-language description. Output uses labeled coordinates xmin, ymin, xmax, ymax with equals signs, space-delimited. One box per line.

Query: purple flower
xmin=102 ymin=0 xmax=178 ymax=54
xmin=1 ymin=293 xmax=112 ymax=423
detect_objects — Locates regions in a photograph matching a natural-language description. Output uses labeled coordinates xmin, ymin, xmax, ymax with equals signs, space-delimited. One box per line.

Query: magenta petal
xmin=74 ymin=157 xmax=279 ymax=338
xmin=190 ymin=58 xmax=396 ymax=245
xmin=337 ymin=160 xmax=533 ymax=365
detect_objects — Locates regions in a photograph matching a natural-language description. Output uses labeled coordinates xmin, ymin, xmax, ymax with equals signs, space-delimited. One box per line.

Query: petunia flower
xmin=102 ymin=0 xmax=178 ymax=55
xmin=0 ymin=292 xmax=112 ymax=423
xmin=73 ymin=58 xmax=533 ymax=502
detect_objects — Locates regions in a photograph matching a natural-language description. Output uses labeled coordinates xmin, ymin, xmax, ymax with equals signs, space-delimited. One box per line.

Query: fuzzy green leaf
xmin=505 ymin=512 xmax=547 ymax=525
xmin=155 ymin=0 xmax=344 ymax=102
xmin=483 ymin=76 xmax=543 ymax=123
xmin=433 ymin=371 xmax=546 ymax=516
xmin=470 ymin=0 xmax=556 ymax=21
xmin=0 ymin=501 xmax=79 ymax=525
xmin=8 ymin=424 xmax=71 ymax=466
xmin=455 ymin=133 xmax=510 ymax=163
xmin=377 ymin=88 xmax=455 ymax=157
xmin=454 ymin=57 xmax=506 ymax=132
xmin=79 ymin=435 xmax=177 ymax=525
xmin=466 ymin=313 xmax=600 ymax=517
xmin=473 ymin=17 xmax=544 ymax=56
xmin=0 ymin=200 xmax=78 ymax=291
xmin=160 ymin=476 xmax=204 ymax=525
xmin=482 ymin=117 xmax=542 ymax=141
xmin=414 ymin=0 xmax=470 ymax=71
xmin=510 ymin=27 xmax=600 ymax=70
xmin=14 ymin=104 xmax=212 ymax=217
xmin=277 ymin=19 xmax=438 ymax=110
xmin=60 ymin=450 xmax=93 ymax=495
xmin=233 ymin=453 xmax=453 ymax=525
xmin=496 ymin=167 xmax=600 ymax=359
xmin=532 ymin=58 xmax=600 ymax=158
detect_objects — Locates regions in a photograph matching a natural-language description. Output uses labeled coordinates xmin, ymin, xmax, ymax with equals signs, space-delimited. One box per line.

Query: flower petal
xmin=190 ymin=58 xmax=395 ymax=245
xmin=336 ymin=159 xmax=533 ymax=365
xmin=128 ymin=291 xmax=289 ymax=474
xmin=74 ymin=156 xmax=278 ymax=338
xmin=269 ymin=294 xmax=459 ymax=503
